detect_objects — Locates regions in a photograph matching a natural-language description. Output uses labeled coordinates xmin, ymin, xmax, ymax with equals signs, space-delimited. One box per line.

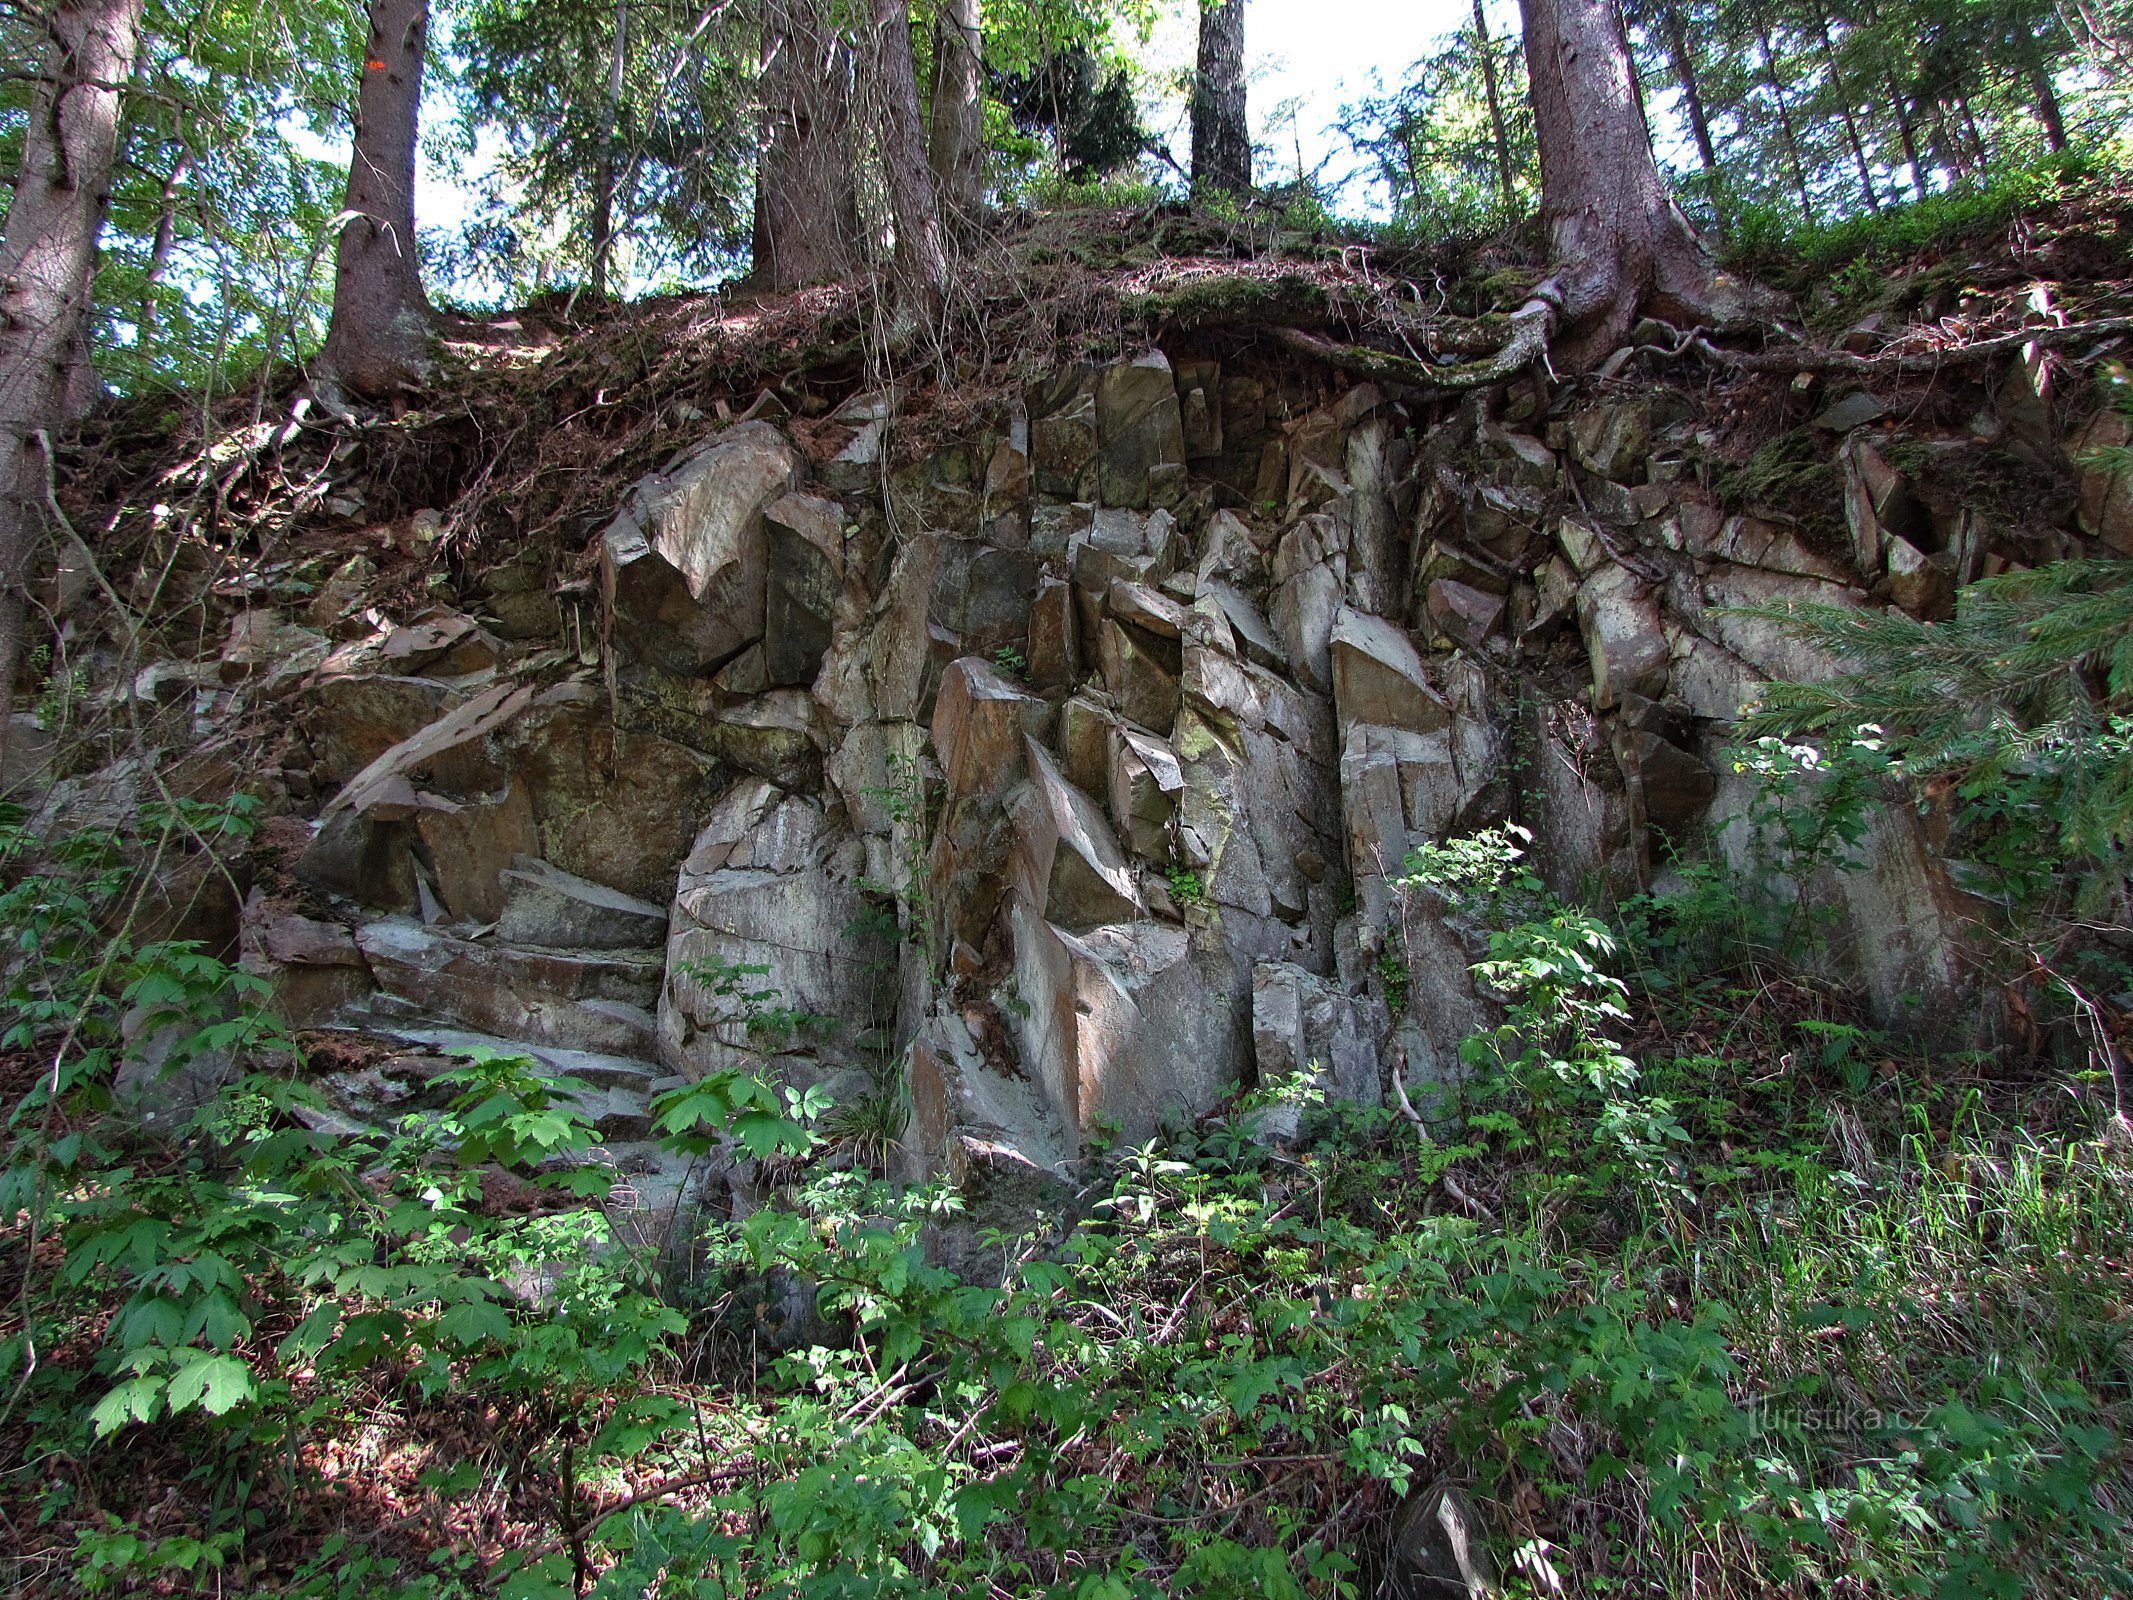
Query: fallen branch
xmin=1391 ymin=1049 xmax=1498 ymax=1223
xmin=514 ymin=1461 xmax=757 ymax=1569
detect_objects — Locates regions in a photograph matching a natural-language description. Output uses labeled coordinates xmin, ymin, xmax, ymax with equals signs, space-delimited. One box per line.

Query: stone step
xmin=321 ymin=1023 xmax=674 ymax=1143
xmin=352 ymin=917 xmax=664 ymax=1056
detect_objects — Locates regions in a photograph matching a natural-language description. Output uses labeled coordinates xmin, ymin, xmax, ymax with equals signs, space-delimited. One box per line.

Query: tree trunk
xmin=590 ymin=0 xmax=628 ymax=296
xmin=1473 ymin=0 xmax=1518 ymax=210
xmin=139 ymin=152 xmax=192 ymax=361
xmin=2025 ymin=54 xmax=2068 ymax=151
xmin=1517 ymin=0 xmax=1717 ymax=367
xmin=1661 ymin=3 xmax=1720 ymax=178
xmin=1956 ymin=88 xmax=1990 ymax=169
xmin=1814 ymin=20 xmax=1878 ymax=212
xmin=865 ymin=0 xmax=947 ymax=304
xmin=1755 ymin=22 xmax=1813 ymax=219
xmin=926 ymin=0 xmax=984 ymax=226
xmin=319 ymin=0 xmax=434 ymax=399
xmin=754 ymin=0 xmax=861 ymax=290
xmin=0 ymin=0 xmax=145 ymax=767
xmin=1889 ymin=80 xmax=1928 ymax=196
xmin=1190 ymin=0 xmax=1250 ymax=200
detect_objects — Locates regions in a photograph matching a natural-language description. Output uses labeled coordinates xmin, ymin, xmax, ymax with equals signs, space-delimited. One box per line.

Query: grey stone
xmin=1812 ymin=390 xmax=1890 ymax=432
xmin=1425 ymin=580 xmax=1506 ymax=650
xmin=1106 ymin=722 xmax=1184 ymax=861
xmin=1575 ymin=565 xmax=1670 ymax=709
xmin=1201 ymin=580 xmax=1286 ymax=669
xmin=2073 ymin=406 xmax=2133 ymax=553
xmin=1027 ymin=574 xmax=1079 ymax=691
xmin=1270 ymin=565 xmax=1344 ymax=693
xmin=1031 ymin=385 xmax=1098 ymax=500
xmin=1095 ymin=617 xmax=1181 ymax=735
xmin=497 ymin=856 xmax=670 ymax=949
xmin=709 ymin=689 xmax=822 ymax=789
xmin=1011 ymin=739 xmax=1144 ymax=928
xmin=763 ymin=492 xmax=845 ymax=686
xmin=599 ymin=421 xmax=799 ymax=674
xmin=1885 ymin=535 xmax=1956 ymax=619
xmin=662 ymin=812 xmax=894 ymax=1080
xmin=1569 ymin=399 xmax=1652 ymax=482
xmin=1251 ymin=962 xmax=1383 ymax=1138
xmin=1095 ymin=350 xmax=1187 ymax=509
xmin=1009 ymin=906 xmax=1241 ymax=1150
xmin=1696 ymin=564 xmax=1862 ymax=683
xmin=1330 ymin=607 xmax=1449 ymax=736
xmin=933 ymin=658 xmax=1049 ymax=810
xmin=1387 ymin=1480 xmax=1499 ymax=1600
xmin=355 ymin=918 xmax=663 ymax=1056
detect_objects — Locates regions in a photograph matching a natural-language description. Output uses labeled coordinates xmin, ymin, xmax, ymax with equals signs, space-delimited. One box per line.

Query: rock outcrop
xmin=178 ymin=335 xmax=2084 ymax=1258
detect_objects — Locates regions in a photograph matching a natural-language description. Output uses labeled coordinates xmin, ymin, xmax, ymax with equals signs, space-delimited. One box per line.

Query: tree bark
xmin=1517 ymin=0 xmax=1718 ymax=368
xmin=1889 ymin=79 xmax=1928 ymax=196
xmin=753 ymin=0 xmax=861 ymax=290
xmin=1473 ymin=0 xmax=1518 ymax=210
xmin=590 ymin=0 xmax=628 ymax=296
xmin=2025 ymin=55 xmax=2068 ymax=152
xmin=865 ymin=0 xmax=947 ymax=304
xmin=1661 ymin=3 xmax=1720 ymax=178
xmin=319 ymin=0 xmax=434 ymax=399
xmin=0 ymin=0 xmax=144 ymax=766
xmin=1814 ymin=20 xmax=1879 ymax=212
xmin=1190 ymin=0 xmax=1250 ymax=200
xmin=138 ymin=151 xmax=192 ymax=363
xmin=925 ymin=0 xmax=984 ymax=226
xmin=1754 ymin=21 xmax=1812 ymax=219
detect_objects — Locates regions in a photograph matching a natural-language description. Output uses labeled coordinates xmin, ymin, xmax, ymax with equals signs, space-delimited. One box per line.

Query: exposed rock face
xmin=241 ymin=347 xmax=2047 ymax=1258
xmin=1251 ymin=961 xmax=1383 ymax=1138
xmin=599 ymin=421 xmax=800 ymax=675
xmin=1010 ymin=908 xmax=1239 ymax=1150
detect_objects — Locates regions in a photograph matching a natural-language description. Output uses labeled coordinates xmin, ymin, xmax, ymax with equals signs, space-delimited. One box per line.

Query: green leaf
xmin=164 ymin=1351 xmax=255 ymax=1417
xmin=437 ymin=1300 xmax=512 ymax=1348
xmin=89 ymin=1375 xmax=166 ymax=1436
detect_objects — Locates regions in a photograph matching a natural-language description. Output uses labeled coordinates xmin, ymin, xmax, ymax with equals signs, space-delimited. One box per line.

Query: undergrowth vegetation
xmin=2 ymin=702 xmax=2129 ymax=1599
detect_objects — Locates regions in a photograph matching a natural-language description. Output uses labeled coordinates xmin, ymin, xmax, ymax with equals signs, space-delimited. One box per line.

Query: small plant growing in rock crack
xmin=677 ymin=953 xmax=829 ymax=1048
xmin=1165 ymin=862 xmax=1207 ymax=906
xmin=863 ymin=749 xmax=936 ymax=962
xmin=1375 ymin=935 xmax=1410 ymax=1018
xmin=991 ymin=644 xmax=1028 ymax=679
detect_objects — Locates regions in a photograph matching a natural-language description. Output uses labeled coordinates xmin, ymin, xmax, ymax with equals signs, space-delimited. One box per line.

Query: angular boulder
xmin=1095 ymin=350 xmax=1187 ymax=509
xmin=762 ymin=492 xmax=846 ymax=686
xmin=1330 ymin=607 xmax=1449 ymax=736
xmin=599 ymin=421 xmax=799 ymax=675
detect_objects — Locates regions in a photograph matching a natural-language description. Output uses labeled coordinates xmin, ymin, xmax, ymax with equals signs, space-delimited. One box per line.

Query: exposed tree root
xmin=1265 ymin=288 xmax=1561 ymax=396
xmin=1682 ymin=315 xmax=2133 ymax=376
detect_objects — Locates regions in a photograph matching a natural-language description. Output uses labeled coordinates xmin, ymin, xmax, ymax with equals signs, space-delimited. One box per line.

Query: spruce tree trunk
xmin=590 ymin=0 xmax=628 ymax=296
xmin=1889 ymin=80 xmax=1928 ymax=196
xmin=754 ymin=0 xmax=861 ymax=290
xmin=1472 ymin=0 xmax=1518 ymax=210
xmin=0 ymin=0 xmax=145 ymax=767
xmin=320 ymin=0 xmax=434 ymax=399
xmin=1661 ymin=4 xmax=1720 ymax=178
xmin=926 ymin=0 xmax=984 ymax=226
xmin=1815 ymin=21 xmax=1879 ymax=212
xmin=1755 ymin=22 xmax=1813 ymax=219
xmin=1518 ymin=0 xmax=1717 ymax=367
xmin=866 ymin=0 xmax=947 ymax=303
xmin=2025 ymin=55 xmax=2068 ymax=151
xmin=1190 ymin=0 xmax=1250 ymax=200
